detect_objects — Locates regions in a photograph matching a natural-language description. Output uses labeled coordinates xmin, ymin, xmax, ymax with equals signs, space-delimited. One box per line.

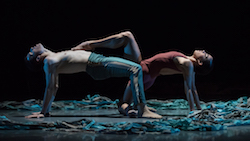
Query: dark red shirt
xmin=140 ymin=51 xmax=187 ymax=90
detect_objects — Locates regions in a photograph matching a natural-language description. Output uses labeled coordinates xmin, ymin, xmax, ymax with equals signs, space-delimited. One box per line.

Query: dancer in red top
xmin=72 ymin=31 xmax=213 ymax=114
xmin=140 ymin=51 xmax=188 ymax=90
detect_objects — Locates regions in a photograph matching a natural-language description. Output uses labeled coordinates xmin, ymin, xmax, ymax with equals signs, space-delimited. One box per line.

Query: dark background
xmin=1 ymin=1 xmax=250 ymax=102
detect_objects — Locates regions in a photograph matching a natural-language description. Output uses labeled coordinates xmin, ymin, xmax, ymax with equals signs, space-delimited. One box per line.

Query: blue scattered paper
xmin=1 ymin=96 xmax=250 ymax=134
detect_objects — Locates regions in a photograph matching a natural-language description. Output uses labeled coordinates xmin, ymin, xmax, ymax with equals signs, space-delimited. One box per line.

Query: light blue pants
xmin=86 ymin=53 xmax=146 ymax=105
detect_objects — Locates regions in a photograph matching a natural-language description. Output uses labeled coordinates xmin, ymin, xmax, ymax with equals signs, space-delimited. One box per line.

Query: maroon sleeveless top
xmin=141 ymin=51 xmax=187 ymax=78
xmin=140 ymin=51 xmax=187 ymax=90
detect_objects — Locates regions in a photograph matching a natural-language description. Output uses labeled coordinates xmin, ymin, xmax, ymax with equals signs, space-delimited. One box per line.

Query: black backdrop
xmin=1 ymin=1 xmax=250 ymax=102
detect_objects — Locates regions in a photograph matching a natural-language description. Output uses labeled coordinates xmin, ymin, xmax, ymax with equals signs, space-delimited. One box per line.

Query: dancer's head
xmin=192 ymin=50 xmax=213 ymax=75
xmin=24 ymin=43 xmax=46 ymax=71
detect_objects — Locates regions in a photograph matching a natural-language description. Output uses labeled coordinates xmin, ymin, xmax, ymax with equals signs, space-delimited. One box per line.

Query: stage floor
xmin=1 ymin=109 xmax=250 ymax=141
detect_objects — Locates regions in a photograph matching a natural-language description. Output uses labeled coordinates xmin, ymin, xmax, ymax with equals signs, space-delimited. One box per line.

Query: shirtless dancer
xmin=24 ymin=42 xmax=162 ymax=118
xmin=72 ymin=31 xmax=213 ymax=113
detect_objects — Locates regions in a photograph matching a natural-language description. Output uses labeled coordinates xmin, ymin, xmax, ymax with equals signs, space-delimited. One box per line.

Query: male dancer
xmin=72 ymin=31 xmax=213 ymax=113
xmin=24 ymin=43 xmax=162 ymax=118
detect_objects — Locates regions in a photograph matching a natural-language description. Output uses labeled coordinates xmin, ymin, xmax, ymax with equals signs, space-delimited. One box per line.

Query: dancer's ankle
xmin=121 ymin=103 xmax=129 ymax=110
xmin=136 ymin=103 xmax=145 ymax=117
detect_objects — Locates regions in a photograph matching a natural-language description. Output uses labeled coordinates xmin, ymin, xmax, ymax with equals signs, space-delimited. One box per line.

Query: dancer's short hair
xmin=24 ymin=53 xmax=43 ymax=72
xmin=194 ymin=57 xmax=213 ymax=75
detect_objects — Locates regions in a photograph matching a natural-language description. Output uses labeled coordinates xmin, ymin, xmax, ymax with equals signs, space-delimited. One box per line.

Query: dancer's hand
xmin=25 ymin=112 xmax=44 ymax=118
xmin=31 ymin=112 xmax=41 ymax=115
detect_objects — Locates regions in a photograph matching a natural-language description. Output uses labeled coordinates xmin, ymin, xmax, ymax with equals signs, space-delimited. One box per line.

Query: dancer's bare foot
xmin=137 ymin=104 xmax=162 ymax=119
xmin=71 ymin=41 xmax=94 ymax=51
xmin=147 ymin=106 xmax=157 ymax=112
xmin=120 ymin=103 xmax=157 ymax=113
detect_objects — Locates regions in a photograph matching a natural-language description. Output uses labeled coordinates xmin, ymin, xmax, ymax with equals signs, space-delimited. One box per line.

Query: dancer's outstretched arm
xmin=183 ymin=67 xmax=195 ymax=111
xmin=174 ymin=57 xmax=201 ymax=111
xmin=72 ymin=31 xmax=142 ymax=63
xmin=191 ymin=73 xmax=202 ymax=110
xmin=25 ymin=59 xmax=59 ymax=118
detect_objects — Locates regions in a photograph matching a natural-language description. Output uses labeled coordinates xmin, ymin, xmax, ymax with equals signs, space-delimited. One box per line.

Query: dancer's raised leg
xmin=72 ymin=31 xmax=142 ymax=63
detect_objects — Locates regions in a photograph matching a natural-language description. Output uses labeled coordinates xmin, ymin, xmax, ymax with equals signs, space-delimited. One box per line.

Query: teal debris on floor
xmin=1 ymin=95 xmax=250 ymax=134
xmin=0 ymin=94 xmax=119 ymax=111
xmin=0 ymin=115 xmax=179 ymax=135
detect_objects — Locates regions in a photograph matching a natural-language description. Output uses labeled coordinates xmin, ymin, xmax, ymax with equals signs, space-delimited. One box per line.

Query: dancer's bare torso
xmin=44 ymin=50 xmax=91 ymax=74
